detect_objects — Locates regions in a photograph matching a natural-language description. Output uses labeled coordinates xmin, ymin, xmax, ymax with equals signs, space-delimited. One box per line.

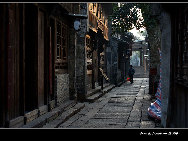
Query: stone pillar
xmin=148 ymin=25 xmax=161 ymax=95
xmin=76 ymin=3 xmax=87 ymax=102
xmin=149 ymin=4 xmax=162 ymax=95
xmin=160 ymin=10 xmax=171 ymax=128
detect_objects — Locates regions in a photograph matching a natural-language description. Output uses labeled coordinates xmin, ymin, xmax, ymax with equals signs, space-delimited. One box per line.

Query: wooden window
xmin=55 ymin=19 xmax=68 ymax=73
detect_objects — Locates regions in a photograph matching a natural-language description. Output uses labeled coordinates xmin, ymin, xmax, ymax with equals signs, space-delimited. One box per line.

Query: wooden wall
xmin=0 ymin=4 xmax=7 ymax=127
xmin=0 ymin=3 xmax=74 ymax=127
xmin=6 ymin=3 xmax=21 ymax=122
xmin=168 ymin=5 xmax=188 ymax=127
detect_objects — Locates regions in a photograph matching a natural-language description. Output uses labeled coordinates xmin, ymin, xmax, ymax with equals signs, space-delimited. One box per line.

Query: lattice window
xmin=55 ymin=19 xmax=68 ymax=73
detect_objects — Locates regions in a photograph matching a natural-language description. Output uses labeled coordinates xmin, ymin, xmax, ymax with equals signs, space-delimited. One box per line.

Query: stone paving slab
xmin=57 ymin=78 xmax=160 ymax=128
xmin=128 ymin=117 xmax=141 ymax=122
xmin=81 ymin=122 xmax=126 ymax=128
xmin=98 ymin=107 xmax=132 ymax=114
xmin=20 ymin=78 xmax=160 ymax=129
xmin=140 ymin=121 xmax=155 ymax=128
xmin=110 ymin=95 xmax=136 ymax=99
xmin=68 ymin=122 xmax=125 ymax=128
xmin=129 ymin=111 xmax=141 ymax=119
xmin=86 ymin=118 xmax=128 ymax=125
xmin=58 ymin=114 xmax=83 ymax=128
xmin=93 ymin=113 xmax=130 ymax=119
xmin=107 ymin=103 xmax=134 ymax=108
xmin=108 ymin=98 xmax=135 ymax=104
xmin=141 ymin=113 xmax=152 ymax=121
xmin=116 ymin=92 xmax=138 ymax=95
xmin=126 ymin=122 xmax=141 ymax=128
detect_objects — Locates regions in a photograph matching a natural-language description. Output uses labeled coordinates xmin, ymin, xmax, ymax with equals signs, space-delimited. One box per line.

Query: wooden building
xmin=166 ymin=4 xmax=188 ymax=127
xmin=86 ymin=3 xmax=113 ymax=91
xmin=0 ymin=3 xmax=81 ymax=128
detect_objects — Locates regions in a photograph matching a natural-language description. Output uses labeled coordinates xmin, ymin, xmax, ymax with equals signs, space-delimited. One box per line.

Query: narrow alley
xmin=1 ymin=2 xmax=188 ymax=129
xmin=41 ymin=77 xmax=159 ymax=128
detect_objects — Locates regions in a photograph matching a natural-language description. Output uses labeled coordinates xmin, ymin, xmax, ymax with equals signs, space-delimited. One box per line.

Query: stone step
xmin=86 ymin=83 xmax=111 ymax=97
xmin=21 ymin=100 xmax=76 ymax=128
xmin=103 ymin=83 xmax=111 ymax=88
xmin=42 ymin=103 xmax=85 ymax=128
xmin=85 ymin=92 xmax=102 ymax=103
xmin=9 ymin=116 xmax=25 ymax=128
xmin=102 ymin=84 xmax=116 ymax=94
xmin=85 ymin=84 xmax=115 ymax=103
xmin=86 ymin=88 xmax=101 ymax=97
xmin=21 ymin=111 xmax=59 ymax=128
xmin=53 ymin=100 xmax=77 ymax=114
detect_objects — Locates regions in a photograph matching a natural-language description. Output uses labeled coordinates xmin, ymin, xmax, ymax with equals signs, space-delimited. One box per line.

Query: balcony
xmin=89 ymin=10 xmax=98 ymax=33
xmin=89 ymin=10 xmax=109 ymax=40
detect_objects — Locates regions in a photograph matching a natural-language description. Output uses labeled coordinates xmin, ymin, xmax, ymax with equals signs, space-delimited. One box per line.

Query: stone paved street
xmin=53 ymin=78 xmax=161 ymax=128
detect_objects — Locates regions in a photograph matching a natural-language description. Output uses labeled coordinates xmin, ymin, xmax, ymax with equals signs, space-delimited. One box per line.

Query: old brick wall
xmin=56 ymin=73 xmax=69 ymax=106
xmin=148 ymin=4 xmax=162 ymax=95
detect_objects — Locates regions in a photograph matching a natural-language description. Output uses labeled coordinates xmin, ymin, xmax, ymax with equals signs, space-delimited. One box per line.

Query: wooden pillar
xmin=25 ymin=4 xmax=38 ymax=111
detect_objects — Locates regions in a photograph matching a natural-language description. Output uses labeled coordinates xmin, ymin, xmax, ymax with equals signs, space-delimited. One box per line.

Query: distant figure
xmin=128 ymin=65 xmax=135 ymax=84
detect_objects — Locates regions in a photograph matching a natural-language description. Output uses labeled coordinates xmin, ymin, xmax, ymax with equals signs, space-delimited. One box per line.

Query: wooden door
xmin=7 ymin=3 xmax=21 ymax=121
xmin=25 ymin=4 xmax=38 ymax=112
xmin=38 ymin=10 xmax=45 ymax=107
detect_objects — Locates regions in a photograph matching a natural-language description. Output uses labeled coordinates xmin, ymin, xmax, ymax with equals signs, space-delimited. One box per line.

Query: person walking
xmin=128 ymin=65 xmax=135 ymax=84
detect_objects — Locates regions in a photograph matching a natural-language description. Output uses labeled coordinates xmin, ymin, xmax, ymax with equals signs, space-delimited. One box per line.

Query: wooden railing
xmin=89 ymin=10 xmax=109 ymax=40
xmin=89 ymin=10 xmax=98 ymax=32
xmin=103 ymin=24 xmax=108 ymax=40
